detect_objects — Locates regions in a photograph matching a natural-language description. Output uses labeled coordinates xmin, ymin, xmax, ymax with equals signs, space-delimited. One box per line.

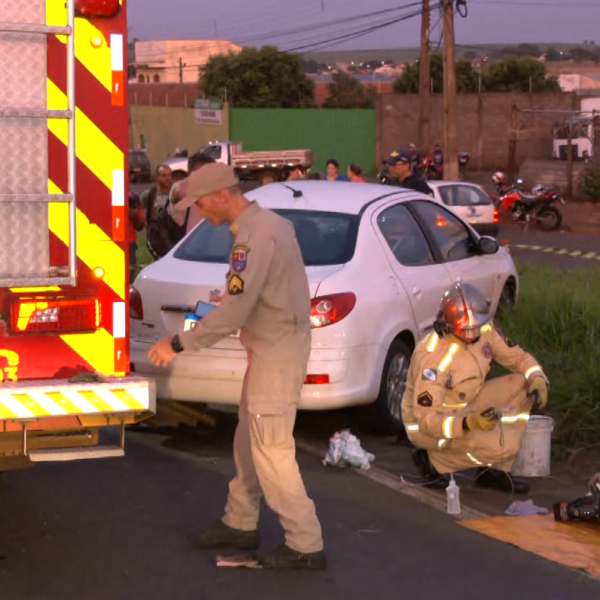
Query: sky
xmin=127 ymin=0 xmax=600 ymax=52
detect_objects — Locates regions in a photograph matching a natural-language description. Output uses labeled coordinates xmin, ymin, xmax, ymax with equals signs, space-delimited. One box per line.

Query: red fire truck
xmin=0 ymin=0 xmax=155 ymax=471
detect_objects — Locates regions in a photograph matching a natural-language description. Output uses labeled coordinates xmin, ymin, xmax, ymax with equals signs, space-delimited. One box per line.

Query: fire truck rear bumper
xmin=0 ymin=375 xmax=156 ymax=424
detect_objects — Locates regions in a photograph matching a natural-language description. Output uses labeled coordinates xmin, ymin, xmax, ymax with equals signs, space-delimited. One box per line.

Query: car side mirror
xmin=478 ymin=235 xmax=499 ymax=255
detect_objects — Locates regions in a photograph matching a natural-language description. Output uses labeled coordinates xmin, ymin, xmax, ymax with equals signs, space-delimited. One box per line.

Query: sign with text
xmin=194 ymin=98 xmax=223 ymax=124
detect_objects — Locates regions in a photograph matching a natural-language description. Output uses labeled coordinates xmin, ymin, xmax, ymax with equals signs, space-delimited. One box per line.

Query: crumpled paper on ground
xmin=505 ymin=499 xmax=550 ymax=516
xmin=323 ymin=429 xmax=375 ymax=470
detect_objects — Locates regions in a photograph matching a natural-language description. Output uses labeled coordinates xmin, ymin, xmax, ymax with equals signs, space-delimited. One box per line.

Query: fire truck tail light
xmin=11 ymin=298 xmax=101 ymax=333
xmin=75 ymin=0 xmax=120 ymax=18
xmin=130 ymin=287 xmax=144 ymax=320
xmin=310 ymin=293 xmax=356 ymax=328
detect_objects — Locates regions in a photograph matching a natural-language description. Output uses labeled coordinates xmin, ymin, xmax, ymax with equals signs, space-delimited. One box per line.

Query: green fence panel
xmin=229 ymin=108 xmax=376 ymax=176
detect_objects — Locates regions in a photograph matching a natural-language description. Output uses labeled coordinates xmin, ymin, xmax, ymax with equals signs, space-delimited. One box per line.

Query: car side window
xmin=376 ymin=204 xmax=435 ymax=267
xmin=438 ymin=184 xmax=491 ymax=207
xmin=410 ymin=200 xmax=476 ymax=262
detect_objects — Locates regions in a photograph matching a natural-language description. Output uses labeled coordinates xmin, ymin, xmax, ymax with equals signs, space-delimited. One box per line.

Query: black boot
xmin=475 ymin=468 xmax=530 ymax=494
xmin=412 ymin=449 xmax=449 ymax=489
xmin=259 ymin=544 xmax=327 ymax=570
xmin=188 ymin=520 xmax=260 ymax=551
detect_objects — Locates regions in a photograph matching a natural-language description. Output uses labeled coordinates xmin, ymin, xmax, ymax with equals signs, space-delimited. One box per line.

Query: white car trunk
xmin=133 ymin=257 xmax=343 ymax=350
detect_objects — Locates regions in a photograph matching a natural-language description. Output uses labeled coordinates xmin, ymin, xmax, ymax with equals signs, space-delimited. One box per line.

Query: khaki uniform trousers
xmin=221 ymin=370 xmax=323 ymax=554
xmin=429 ymin=373 xmax=534 ymax=474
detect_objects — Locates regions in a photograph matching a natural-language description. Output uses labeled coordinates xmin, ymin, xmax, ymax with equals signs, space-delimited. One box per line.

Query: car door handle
xmin=412 ymin=286 xmax=421 ymax=296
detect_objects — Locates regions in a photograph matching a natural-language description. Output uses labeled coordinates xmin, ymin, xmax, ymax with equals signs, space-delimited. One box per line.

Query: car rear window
xmin=173 ymin=209 xmax=359 ymax=266
xmin=438 ymin=184 xmax=492 ymax=207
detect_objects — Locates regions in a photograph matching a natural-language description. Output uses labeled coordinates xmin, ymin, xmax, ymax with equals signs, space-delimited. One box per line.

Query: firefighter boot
xmin=412 ymin=449 xmax=449 ymax=489
xmin=188 ymin=520 xmax=260 ymax=551
xmin=475 ymin=468 xmax=530 ymax=494
xmin=259 ymin=544 xmax=327 ymax=570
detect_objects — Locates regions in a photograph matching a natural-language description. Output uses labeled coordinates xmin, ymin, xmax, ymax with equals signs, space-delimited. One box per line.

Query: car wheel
xmin=495 ymin=279 xmax=515 ymax=318
xmin=367 ymin=338 xmax=413 ymax=435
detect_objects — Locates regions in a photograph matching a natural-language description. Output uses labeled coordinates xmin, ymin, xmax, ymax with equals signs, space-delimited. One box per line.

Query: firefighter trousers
xmin=429 ymin=373 xmax=534 ymax=475
xmin=221 ymin=399 xmax=323 ymax=554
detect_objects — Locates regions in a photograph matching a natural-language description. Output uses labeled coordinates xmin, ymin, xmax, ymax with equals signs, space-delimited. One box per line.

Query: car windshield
xmin=437 ymin=184 xmax=491 ymax=207
xmin=174 ymin=209 xmax=360 ymax=266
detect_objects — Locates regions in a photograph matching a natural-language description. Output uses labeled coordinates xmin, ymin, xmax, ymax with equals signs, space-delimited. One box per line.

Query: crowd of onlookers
xmin=128 ymin=145 xmax=435 ymax=279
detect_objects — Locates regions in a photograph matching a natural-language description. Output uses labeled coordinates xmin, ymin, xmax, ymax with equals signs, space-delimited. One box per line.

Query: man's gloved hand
xmin=588 ymin=472 xmax=600 ymax=494
xmin=528 ymin=376 xmax=548 ymax=409
xmin=466 ymin=409 xmax=498 ymax=432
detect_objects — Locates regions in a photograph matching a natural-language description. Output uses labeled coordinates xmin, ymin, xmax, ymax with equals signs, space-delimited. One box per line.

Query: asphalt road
xmin=1 ymin=427 xmax=598 ymax=600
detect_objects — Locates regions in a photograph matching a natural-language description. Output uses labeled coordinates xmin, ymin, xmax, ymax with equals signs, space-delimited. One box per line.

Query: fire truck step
xmin=28 ymin=446 xmax=125 ymax=463
xmin=0 ymin=108 xmax=72 ymax=119
xmin=0 ymin=23 xmax=71 ymax=36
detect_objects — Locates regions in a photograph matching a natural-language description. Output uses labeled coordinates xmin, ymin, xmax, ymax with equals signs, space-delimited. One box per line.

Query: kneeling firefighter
xmin=401 ymin=282 xmax=549 ymax=494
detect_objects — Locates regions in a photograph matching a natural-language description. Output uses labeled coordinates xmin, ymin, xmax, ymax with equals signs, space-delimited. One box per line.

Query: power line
xmin=132 ymin=1 xmax=424 ymax=63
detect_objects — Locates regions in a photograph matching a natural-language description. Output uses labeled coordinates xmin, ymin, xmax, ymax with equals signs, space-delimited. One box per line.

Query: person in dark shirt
xmin=383 ymin=148 xmax=433 ymax=196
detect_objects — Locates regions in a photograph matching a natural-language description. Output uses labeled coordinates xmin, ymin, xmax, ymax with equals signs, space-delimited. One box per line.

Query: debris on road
xmin=323 ymin=430 xmax=375 ymax=470
xmin=505 ymin=499 xmax=550 ymax=516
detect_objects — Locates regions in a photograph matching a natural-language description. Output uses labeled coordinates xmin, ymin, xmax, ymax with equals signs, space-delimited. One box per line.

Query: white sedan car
xmin=427 ymin=181 xmax=499 ymax=237
xmin=130 ymin=181 xmax=518 ymax=433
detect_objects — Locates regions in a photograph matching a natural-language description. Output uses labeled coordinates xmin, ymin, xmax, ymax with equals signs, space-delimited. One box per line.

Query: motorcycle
xmin=494 ymin=179 xmax=565 ymax=231
xmin=415 ymin=151 xmax=470 ymax=181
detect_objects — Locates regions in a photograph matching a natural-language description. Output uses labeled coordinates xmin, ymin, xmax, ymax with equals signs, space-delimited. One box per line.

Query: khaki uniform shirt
xmin=179 ymin=201 xmax=311 ymax=412
xmin=401 ymin=322 xmax=546 ymax=446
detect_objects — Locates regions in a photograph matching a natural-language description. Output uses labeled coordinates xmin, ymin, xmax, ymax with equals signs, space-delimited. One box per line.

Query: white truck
xmin=164 ymin=141 xmax=314 ymax=182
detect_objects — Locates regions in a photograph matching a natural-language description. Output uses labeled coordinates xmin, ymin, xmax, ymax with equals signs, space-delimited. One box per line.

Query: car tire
xmin=367 ymin=338 xmax=413 ymax=435
xmin=495 ymin=279 xmax=516 ymax=318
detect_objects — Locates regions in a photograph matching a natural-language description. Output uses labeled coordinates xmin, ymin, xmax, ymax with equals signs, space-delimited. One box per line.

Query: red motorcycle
xmin=492 ymin=173 xmax=564 ymax=231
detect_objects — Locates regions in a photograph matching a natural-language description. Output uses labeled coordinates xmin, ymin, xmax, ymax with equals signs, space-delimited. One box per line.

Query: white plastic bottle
xmin=446 ymin=474 xmax=461 ymax=515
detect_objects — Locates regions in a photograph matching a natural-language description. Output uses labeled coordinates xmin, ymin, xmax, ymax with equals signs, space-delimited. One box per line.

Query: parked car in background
xmin=128 ymin=149 xmax=152 ymax=183
xmin=130 ymin=181 xmax=518 ymax=433
xmin=427 ymin=181 xmax=499 ymax=236
xmin=163 ymin=140 xmax=313 ymax=183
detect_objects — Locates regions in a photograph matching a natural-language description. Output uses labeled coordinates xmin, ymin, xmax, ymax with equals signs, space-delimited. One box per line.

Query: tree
xmin=483 ymin=56 xmax=561 ymax=92
xmin=322 ymin=72 xmax=377 ymax=108
xmin=393 ymin=54 xmax=478 ymax=94
xmin=516 ymin=43 xmax=542 ymax=57
xmin=545 ymin=47 xmax=561 ymax=62
xmin=199 ymin=45 xmax=315 ymax=108
xmin=570 ymin=46 xmax=593 ymax=62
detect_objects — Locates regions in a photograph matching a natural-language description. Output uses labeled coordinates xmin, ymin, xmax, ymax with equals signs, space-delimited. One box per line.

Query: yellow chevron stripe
xmin=47 ymin=79 xmax=123 ymax=189
xmin=0 ymin=388 xmax=149 ymax=418
xmin=48 ymin=180 xmax=125 ymax=299
xmin=59 ymin=328 xmax=115 ymax=376
xmin=46 ymin=1 xmax=112 ymax=91
xmin=112 ymin=389 xmax=145 ymax=410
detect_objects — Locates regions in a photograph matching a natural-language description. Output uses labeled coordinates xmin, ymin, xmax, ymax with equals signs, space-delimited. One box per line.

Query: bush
xmin=579 ymin=162 xmax=600 ymax=201
xmin=496 ymin=262 xmax=600 ymax=449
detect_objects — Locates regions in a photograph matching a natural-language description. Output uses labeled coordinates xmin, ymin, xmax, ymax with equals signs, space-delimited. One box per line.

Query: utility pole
xmin=417 ymin=0 xmax=432 ymax=152
xmin=442 ymin=0 xmax=459 ymax=180
xmin=178 ymin=57 xmax=184 ymax=84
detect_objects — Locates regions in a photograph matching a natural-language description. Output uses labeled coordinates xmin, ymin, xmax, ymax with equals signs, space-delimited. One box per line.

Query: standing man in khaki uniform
xmin=148 ymin=163 xmax=326 ymax=570
xmin=402 ymin=282 xmax=549 ymax=494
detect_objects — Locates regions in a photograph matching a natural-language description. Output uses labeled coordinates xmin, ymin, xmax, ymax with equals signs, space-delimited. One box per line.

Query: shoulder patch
xmin=231 ymin=243 xmax=250 ymax=273
xmin=422 ymin=368 xmax=437 ymax=382
xmin=417 ymin=391 xmax=433 ymax=408
xmin=228 ymin=274 xmax=244 ymax=295
xmin=482 ymin=342 xmax=492 ymax=359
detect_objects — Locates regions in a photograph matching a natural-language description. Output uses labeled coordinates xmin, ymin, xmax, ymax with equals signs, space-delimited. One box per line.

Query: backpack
xmin=145 ymin=187 xmax=188 ymax=259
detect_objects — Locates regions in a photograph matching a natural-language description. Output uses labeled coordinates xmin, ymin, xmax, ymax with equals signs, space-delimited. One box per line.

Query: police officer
xmin=148 ymin=163 xmax=326 ymax=570
xmin=382 ymin=148 xmax=433 ymax=195
xmin=401 ymin=282 xmax=549 ymax=494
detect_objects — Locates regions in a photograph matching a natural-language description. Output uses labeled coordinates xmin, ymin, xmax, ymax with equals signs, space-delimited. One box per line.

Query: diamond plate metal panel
xmin=0 ymin=0 xmax=51 ymax=284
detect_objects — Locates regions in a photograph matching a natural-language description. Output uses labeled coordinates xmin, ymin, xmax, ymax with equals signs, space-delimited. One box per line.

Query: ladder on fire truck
xmin=0 ymin=0 xmax=77 ymax=287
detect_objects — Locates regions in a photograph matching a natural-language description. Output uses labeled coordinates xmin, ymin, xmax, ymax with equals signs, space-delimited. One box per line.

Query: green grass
xmin=496 ymin=261 xmax=600 ymax=449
